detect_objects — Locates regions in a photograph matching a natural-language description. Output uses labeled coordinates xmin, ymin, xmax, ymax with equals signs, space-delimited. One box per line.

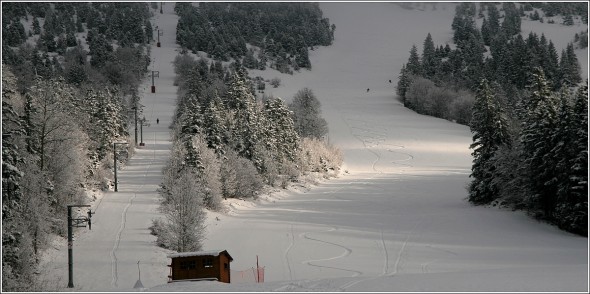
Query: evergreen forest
xmin=2 ymin=2 xmax=156 ymax=290
xmin=174 ymin=2 xmax=335 ymax=74
xmin=396 ymin=2 xmax=588 ymax=236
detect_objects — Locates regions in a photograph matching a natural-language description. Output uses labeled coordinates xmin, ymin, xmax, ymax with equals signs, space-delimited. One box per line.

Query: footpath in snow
xmin=37 ymin=3 xmax=179 ymax=291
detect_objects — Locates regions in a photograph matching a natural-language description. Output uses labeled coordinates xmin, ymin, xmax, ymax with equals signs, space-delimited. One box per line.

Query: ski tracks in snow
xmin=300 ymin=227 xmax=362 ymax=278
xmin=110 ymin=128 xmax=158 ymax=288
xmin=110 ymin=193 xmax=136 ymax=288
xmin=339 ymin=220 xmax=421 ymax=290
xmin=341 ymin=112 xmax=414 ymax=178
xmin=284 ymin=224 xmax=295 ymax=281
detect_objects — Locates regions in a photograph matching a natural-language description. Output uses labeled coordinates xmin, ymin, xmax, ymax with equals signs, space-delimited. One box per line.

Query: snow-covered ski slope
xmin=185 ymin=2 xmax=589 ymax=292
xmin=38 ymin=2 xmax=587 ymax=292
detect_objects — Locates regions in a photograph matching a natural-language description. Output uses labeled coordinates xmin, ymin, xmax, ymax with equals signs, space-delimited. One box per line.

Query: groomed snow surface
xmin=37 ymin=2 xmax=588 ymax=292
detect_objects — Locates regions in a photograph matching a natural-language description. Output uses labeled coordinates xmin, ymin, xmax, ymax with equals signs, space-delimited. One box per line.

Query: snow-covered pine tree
xmin=263 ymin=97 xmax=300 ymax=164
xmin=2 ymin=67 xmax=40 ymax=292
xmin=469 ymin=78 xmax=510 ymax=204
xmin=178 ymin=95 xmax=204 ymax=142
xmin=559 ymin=43 xmax=582 ymax=87
xmin=519 ymin=67 xmax=559 ymax=217
xmin=225 ymin=73 xmax=262 ymax=161
xmin=260 ymin=97 xmax=301 ymax=185
xmin=2 ymin=66 xmax=25 ymax=222
xmin=202 ymin=93 xmax=227 ymax=155
xmin=553 ymin=82 xmax=588 ymax=235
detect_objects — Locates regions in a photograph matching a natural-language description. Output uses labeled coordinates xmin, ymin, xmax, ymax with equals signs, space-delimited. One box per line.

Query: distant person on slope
xmin=367 ymin=88 xmax=370 ymax=92
xmin=156 ymin=118 xmax=159 ymax=124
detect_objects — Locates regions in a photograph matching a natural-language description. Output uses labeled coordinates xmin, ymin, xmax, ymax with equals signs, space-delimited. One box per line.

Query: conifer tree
xmin=559 ymin=43 xmax=582 ymax=87
xmin=469 ymin=79 xmax=510 ymax=204
xmin=563 ymin=82 xmax=588 ymax=234
xmin=539 ymin=38 xmax=560 ymax=90
xmin=481 ymin=17 xmax=491 ymax=46
xmin=396 ymin=64 xmax=412 ymax=104
xmin=406 ymin=44 xmax=422 ymax=76
xmin=487 ymin=4 xmax=501 ymax=35
xmin=225 ymin=73 xmax=262 ymax=160
xmin=263 ymin=97 xmax=300 ymax=164
xmin=2 ymin=66 xmax=25 ymax=222
xmin=501 ymin=2 xmax=521 ymax=36
xmin=32 ymin=17 xmax=41 ymax=35
xmin=202 ymin=94 xmax=227 ymax=155
xmin=548 ymin=82 xmax=587 ymax=235
xmin=520 ymin=67 xmax=559 ymax=217
xmin=422 ymin=33 xmax=437 ymax=79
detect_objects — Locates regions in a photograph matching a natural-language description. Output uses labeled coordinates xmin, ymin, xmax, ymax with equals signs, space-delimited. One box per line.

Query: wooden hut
xmin=167 ymin=250 xmax=233 ymax=283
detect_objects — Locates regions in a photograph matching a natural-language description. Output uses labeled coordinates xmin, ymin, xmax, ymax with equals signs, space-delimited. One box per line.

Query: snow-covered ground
xmin=37 ymin=2 xmax=588 ymax=292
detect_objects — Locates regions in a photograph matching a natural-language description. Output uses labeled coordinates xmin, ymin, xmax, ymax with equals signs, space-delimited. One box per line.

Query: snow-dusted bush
xmin=406 ymin=77 xmax=475 ymax=125
xmin=450 ymin=90 xmax=475 ymax=124
xmin=270 ymin=77 xmax=281 ymax=88
xmin=149 ymin=218 xmax=172 ymax=249
xmin=234 ymin=155 xmax=264 ymax=198
xmin=190 ymin=134 xmax=223 ymax=211
xmin=298 ymin=137 xmax=343 ymax=178
xmin=220 ymin=149 xmax=263 ymax=199
xmin=405 ymin=77 xmax=435 ymax=114
xmin=219 ymin=149 xmax=239 ymax=199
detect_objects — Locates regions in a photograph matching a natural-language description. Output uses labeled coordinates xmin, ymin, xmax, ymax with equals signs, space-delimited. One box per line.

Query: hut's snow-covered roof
xmin=167 ymin=250 xmax=233 ymax=260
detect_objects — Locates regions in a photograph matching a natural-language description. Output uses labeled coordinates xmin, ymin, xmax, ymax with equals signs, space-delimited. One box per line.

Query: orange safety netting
xmin=230 ymin=266 xmax=265 ymax=283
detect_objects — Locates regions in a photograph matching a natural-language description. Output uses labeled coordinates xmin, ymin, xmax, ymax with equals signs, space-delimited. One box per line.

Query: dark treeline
xmin=150 ymin=55 xmax=340 ymax=251
xmin=398 ymin=3 xmax=584 ymax=117
xmin=2 ymin=2 xmax=157 ymax=291
xmin=396 ymin=2 xmax=588 ymax=236
xmin=174 ymin=2 xmax=335 ymax=74
xmin=470 ymin=74 xmax=587 ymax=236
xmin=3 ymin=2 xmax=153 ymax=95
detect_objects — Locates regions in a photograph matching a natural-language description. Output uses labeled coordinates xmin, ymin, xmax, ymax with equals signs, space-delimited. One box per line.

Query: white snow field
xmin=37 ymin=2 xmax=588 ymax=292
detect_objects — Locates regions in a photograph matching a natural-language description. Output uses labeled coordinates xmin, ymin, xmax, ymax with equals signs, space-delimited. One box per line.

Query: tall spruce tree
xmin=469 ymin=78 xmax=510 ymax=204
xmin=560 ymin=43 xmax=582 ymax=87
xmin=520 ymin=67 xmax=559 ymax=217
xmin=225 ymin=73 xmax=262 ymax=161
xmin=422 ymin=33 xmax=437 ymax=79
xmin=263 ymin=97 xmax=300 ymax=164
xmin=552 ymin=82 xmax=588 ymax=235
xmin=396 ymin=64 xmax=412 ymax=104
xmin=406 ymin=44 xmax=422 ymax=76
